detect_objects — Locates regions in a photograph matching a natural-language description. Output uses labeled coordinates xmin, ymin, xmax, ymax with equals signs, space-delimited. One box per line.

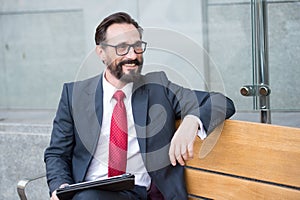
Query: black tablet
xmin=56 ymin=173 xmax=135 ymax=200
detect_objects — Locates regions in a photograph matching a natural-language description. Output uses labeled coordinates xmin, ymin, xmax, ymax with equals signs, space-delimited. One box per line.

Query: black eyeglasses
xmin=100 ymin=41 xmax=147 ymax=56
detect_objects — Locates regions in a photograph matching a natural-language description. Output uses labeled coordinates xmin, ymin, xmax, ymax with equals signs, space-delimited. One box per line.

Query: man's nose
xmin=125 ymin=46 xmax=138 ymax=59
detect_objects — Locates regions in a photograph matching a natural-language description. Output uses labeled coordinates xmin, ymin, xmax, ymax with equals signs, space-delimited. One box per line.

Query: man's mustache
xmin=117 ymin=59 xmax=142 ymax=67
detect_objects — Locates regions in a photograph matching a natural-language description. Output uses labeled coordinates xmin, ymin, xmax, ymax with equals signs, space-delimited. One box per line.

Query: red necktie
xmin=108 ymin=90 xmax=128 ymax=177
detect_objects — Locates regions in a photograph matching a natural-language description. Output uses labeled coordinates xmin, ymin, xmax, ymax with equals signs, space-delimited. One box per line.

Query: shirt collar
xmin=102 ymin=70 xmax=133 ymax=102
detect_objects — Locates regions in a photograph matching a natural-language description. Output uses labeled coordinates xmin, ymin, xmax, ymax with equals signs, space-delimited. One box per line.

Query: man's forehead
xmin=106 ymin=23 xmax=140 ymax=43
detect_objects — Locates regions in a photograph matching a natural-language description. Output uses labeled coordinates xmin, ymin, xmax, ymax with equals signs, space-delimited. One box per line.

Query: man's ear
xmin=96 ymin=45 xmax=106 ymax=63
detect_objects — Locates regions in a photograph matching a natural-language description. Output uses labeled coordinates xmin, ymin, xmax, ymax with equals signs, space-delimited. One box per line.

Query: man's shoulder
xmin=63 ymin=74 xmax=101 ymax=90
xmin=141 ymin=71 xmax=168 ymax=83
xmin=143 ymin=71 xmax=166 ymax=78
xmin=133 ymin=71 xmax=168 ymax=91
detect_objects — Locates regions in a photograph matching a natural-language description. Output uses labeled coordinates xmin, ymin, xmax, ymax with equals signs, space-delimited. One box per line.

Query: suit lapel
xmin=79 ymin=74 xmax=148 ymax=157
xmin=73 ymin=75 xmax=103 ymax=156
xmin=132 ymin=81 xmax=148 ymax=159
xmin=94 ymin=75 xmax=104 ymax=131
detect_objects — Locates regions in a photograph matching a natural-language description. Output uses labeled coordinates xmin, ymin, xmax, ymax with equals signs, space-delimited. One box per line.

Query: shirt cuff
xmin=185 ymin=115 xmax=207 ymax=140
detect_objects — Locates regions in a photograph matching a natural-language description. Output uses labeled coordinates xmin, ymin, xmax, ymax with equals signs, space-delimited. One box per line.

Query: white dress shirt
xmin=85 ymin=71 xmax=207 ymax=189
xmin=85 ymin=72 xmax=151 ymax=188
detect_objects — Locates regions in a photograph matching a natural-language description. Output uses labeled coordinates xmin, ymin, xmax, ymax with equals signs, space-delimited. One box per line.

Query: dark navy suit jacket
xmin=44 ymin=71 xmax=235 ymax=199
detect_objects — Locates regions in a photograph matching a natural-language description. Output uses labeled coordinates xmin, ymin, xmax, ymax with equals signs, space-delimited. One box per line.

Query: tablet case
xmin=56 ymin=173 xmax=135 ymax=200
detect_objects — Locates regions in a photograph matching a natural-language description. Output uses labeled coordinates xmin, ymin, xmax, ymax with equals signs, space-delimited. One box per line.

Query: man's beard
xmin=107 ymin=58 xmax=143 ymax=83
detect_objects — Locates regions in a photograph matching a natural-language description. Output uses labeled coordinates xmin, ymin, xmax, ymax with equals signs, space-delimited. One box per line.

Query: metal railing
xmin=241 ymin=0 xmax=271 ymax=123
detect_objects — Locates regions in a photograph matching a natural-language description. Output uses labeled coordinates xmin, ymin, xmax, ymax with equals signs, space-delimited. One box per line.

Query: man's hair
xmin=95 ymin=12 xmax=143 ymax=45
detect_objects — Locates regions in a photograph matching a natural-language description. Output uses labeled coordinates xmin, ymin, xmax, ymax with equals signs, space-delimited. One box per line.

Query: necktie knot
xmin=113 ymin=90 xmax=125 ymax=102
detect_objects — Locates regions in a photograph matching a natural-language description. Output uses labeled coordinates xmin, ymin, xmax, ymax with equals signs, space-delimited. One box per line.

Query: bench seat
xmin=185 ymin=120 xmax=300 ymax=199
xmin=18 ymin=120 xmax=300 ymax=199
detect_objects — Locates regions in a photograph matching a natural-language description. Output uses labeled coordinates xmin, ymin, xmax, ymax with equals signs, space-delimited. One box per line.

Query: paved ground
xmin=0 ymin=109 xmax=299 ymax=128
xmin=0 ymin=109 xmax=55 ymax=125
xmin=231 ymin=110 xmax=300 ymax=128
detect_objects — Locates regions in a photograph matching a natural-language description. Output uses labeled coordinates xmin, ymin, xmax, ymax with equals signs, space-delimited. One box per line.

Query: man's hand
xmin=169 ymin=116 xmax=199 ymax=166
xmin=50 ymin=183 xmax=69 ymax=200
xmin=50 ymin=190 xmax=59 ymax=200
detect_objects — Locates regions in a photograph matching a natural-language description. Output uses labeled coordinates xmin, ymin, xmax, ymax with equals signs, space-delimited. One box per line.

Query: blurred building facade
xmin=1 ymin=1 xmax=300 ymax=199
xmin=1 ymin=0 xmax=299 ymax=113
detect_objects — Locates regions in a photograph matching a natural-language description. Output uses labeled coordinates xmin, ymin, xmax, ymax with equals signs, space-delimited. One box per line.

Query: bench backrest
xmin=185 ymin=119 xmax=300 ymax=199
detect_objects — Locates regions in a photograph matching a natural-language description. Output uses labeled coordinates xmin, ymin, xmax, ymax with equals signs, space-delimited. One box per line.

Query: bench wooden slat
xmin=185 ymin=167 xmax=300 ymax=200
xmin=186 ymin=120 xmax=300 ymax=188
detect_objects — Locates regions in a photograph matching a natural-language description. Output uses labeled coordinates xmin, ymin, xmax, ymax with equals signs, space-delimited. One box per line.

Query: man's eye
xmin=134 ymin=42 xmax=142 ymax=47
xmin=117 ymin=44 xmax=128 ymax=49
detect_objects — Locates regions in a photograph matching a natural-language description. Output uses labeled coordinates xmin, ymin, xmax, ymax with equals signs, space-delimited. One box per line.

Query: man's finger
xmin=187 ymin=143 xmax=194 ymax=159
xmin=181 ymin=145 xmax=188 ymax=160
xmin=169 ymin=143 xmax=176 ymax=166
xmin=176 ymin=154 xmax=185 ymax=166
xmin=181 ymin=151 xmax=188 ymax=161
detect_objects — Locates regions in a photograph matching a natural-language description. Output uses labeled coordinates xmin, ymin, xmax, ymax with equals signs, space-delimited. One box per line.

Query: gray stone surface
xmin=268 ymin=3 xmax=300 ymax=110
xmin=0 ymin=110 xmax=54 ymax=199
xmin=232 ymin=111 xmax=300 ymax=128
xmin=207 ymin=2 xmax=253 ymax=110
xmin=0 ymin=127 xmax=50 ymax=199
xmin=0 ymin=9 xmax=85 ymax=109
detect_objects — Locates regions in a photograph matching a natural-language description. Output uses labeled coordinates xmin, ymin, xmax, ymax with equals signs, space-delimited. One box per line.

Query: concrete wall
xmin=0 ymin=0 xmax=207 ymax=110
xmin=1 ymin=0 xmax=299 ymax=111
xmin=206 ymin=0 xmax=300 ymax=111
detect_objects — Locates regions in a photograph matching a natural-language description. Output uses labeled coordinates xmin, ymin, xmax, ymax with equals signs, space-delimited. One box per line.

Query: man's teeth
xmin=124 ymin=63 xmax=136 ymax=67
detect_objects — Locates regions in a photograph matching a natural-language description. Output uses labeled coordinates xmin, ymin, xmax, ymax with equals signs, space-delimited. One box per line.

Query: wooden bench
xmin=17 ymin=120 xmax=300 ymax=199
xmin=185 ymin=120 xmax=300 ymax=199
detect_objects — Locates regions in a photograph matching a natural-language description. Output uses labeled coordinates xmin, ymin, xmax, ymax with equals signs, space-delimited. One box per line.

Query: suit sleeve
xmin=195 ymin=91 xmax=235 ymax=134
xmin=44 ymin=83 xmax=75 ymax=194
xmin=158 ymin=71 xmax=235 ymax=134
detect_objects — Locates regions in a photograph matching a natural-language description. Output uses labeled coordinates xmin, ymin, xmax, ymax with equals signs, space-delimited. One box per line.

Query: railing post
xmin=251 ymin=0 xmax=271 ymax=123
